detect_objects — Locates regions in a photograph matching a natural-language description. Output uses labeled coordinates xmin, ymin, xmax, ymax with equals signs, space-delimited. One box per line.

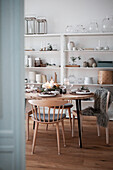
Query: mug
xmin=84 ymin=77 xmax=93 ymax=84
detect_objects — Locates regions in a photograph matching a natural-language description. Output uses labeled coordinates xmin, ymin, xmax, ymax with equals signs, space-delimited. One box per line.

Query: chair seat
xmin=81 ymin=107 xmax=100 ymax=116
xmin=31 ymin=113 xmax=66 ymax=122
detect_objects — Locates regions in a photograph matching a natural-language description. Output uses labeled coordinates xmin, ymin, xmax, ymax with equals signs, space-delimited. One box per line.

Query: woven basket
xmin=98 ymin=71 xmax=113 ymax=84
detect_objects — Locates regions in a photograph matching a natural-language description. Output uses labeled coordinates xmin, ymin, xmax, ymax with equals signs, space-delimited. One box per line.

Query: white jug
xmin=67 ymin=41 xmax=74 ymax=51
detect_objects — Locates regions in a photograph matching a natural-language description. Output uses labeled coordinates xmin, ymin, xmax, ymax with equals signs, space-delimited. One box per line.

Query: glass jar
xmin=76 ymin=25 xmax=85 ymax=33
xmin=65 ymin=25 xmax=75 ymax=33
xmin=88 ymin=21 xmax=99 ymax=32
xmin=25 ymin=17 xmax=36 ymax=34
xmin=36 ymin=17 xmax=47 ymax=34
xmin=35 ymin=58 xmax=41 ymax=67
xmin=69 ymin=75 xmax=76 ymax=84
xmin=109 ymin=15 xmax=113 ymax=32
xmin=102 ymin=17 xmax=110 ymax=32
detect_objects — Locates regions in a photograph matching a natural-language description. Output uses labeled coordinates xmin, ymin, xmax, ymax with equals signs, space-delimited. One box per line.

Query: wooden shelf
xmin=25 ymin=66 xmax=61 ymax=70
xmin=71 ymin=84 xmax=113 ymax=87
xmin=64 ymin=67 xmax=113 ymax=70
xmin=64 ymin=32 xmax=113 ymax=36
xmin=25 ymin=50 xmax=60 ymax=54
xmin=25 ymin=82 xmax=61 ymax=85
xmin=25 ymin=32 xmax=113 ymax=37
xmin=64 ymin=50 xmax=113 ymax=53
xmin=24 ymin=33 xmax=61 ymax=37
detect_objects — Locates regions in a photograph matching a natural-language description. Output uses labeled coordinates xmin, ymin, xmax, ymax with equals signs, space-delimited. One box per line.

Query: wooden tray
xmin=65 ymin=65 xmax=80 ymax=67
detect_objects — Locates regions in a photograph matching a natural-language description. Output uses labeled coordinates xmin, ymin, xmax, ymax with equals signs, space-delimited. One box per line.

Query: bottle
xmin=28 ymin=57 xmax=32 ymax=67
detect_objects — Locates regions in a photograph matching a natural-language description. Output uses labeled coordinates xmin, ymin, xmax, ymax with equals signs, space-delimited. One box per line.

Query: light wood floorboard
xmin=26 ymin=117 xmax=113 ymax=170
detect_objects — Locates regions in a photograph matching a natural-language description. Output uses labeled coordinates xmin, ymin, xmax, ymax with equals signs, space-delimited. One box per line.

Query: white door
xmin=0 ymin=0 xmax=25 ymax=169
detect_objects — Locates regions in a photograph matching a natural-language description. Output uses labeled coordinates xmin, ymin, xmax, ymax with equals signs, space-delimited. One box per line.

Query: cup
xmin=84 ymin=77 xmax=93 ymax=84
xmin=29 ymin=72 xmax=36 ymax=83
xmin=36 ymin=74 xmax=41 ymax=83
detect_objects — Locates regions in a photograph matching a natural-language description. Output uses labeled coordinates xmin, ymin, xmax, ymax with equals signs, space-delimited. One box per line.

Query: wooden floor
xmin=26 ymin=117 xmax=113 ymax=170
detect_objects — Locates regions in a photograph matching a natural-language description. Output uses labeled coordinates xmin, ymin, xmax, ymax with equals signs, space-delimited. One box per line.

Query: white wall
xmin=25 ymin=0 xmax=113 ymax=33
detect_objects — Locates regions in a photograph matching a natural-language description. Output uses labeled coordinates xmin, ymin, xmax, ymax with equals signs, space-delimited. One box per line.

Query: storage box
xmin=97 ymin=61 xmax=113 ymax=67
xmin=98 ymin=71 xmax=113 ymax=84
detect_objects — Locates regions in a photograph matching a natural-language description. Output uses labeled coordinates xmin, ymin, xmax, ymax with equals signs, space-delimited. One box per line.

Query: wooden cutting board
xmin=65 ymin=65 xmax=80 ymax=67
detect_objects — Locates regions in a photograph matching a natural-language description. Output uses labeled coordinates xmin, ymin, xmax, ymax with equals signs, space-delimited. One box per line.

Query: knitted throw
xmin=81 ymin=88 xmax=112 ymax=127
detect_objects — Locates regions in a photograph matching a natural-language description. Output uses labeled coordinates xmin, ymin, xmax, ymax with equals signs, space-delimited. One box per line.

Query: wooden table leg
xmin=33 ymin=121 xmax=35 ymax=130
xmin=76 ymin=99 xmax=82 ymax=148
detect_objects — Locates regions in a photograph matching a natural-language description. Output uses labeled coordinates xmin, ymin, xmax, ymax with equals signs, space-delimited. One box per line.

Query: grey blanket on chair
xmin=81 ymin=88 xmax=112 ymax=127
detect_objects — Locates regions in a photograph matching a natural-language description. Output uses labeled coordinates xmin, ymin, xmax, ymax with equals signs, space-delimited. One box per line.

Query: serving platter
xmin=76 ymin=91 xmax=92 ymax=95
xmin=38 ymin=92 xmax=56 ymax=97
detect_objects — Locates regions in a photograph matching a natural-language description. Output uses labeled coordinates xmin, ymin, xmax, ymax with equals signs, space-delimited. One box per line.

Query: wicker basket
xmin=98 ymin=71 xmax=113 ymax=84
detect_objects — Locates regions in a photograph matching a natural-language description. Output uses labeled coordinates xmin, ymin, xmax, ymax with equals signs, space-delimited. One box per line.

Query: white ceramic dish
xmin=26 ymin=88 xmax=37 ymax=92
xmin=71 ymin=89 xmax=77 ymax=93
xmin=76 ymin=91 xmax=91 ymax=95
xmin=51 ymin=91 xmax=59 ymax=95
xmin=38 ymin=93 xmax=56 ymax=97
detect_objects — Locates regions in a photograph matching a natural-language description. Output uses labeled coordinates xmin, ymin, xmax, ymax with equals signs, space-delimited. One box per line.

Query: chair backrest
xmin=94 ymin=88 xmax=111 ymax=113
xmin=28 ymin=99 xmax=68 ymax=123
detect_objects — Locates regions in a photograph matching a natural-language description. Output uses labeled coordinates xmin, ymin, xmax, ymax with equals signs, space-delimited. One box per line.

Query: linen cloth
xmin=81 ymin=88 xmax=112 ymax=127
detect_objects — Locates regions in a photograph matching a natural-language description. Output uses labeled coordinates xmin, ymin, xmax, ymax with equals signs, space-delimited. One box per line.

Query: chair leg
xmin=32 ymin=122 xmax=39 ymax=154
xmin=97 ymin=124 xmax=100 ymax=136
xmin=72 ymin=115 xmax=75 ymax=137
xmin=61 ymin=120 xmax=66 ymax=147
xmin=26 ymin=113 xmax=29 ymax=141
xmin=106 ymin=126 xmax=109 ymax=144
xmin=68 ymin=108 xmax=72 ymax=132
xmin=56 ymin=123 xmax=60 ymax=155
xmin=46 ymin=124 xmax=48 ymax=131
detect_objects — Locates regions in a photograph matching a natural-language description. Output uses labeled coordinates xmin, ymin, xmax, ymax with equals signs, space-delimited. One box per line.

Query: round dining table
xmin=25 ymin=92 xmax=94 ymax=148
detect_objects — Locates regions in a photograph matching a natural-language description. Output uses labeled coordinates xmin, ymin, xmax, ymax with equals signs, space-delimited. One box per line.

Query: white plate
xmin=71 ymin=89 xmax=77 ymax=93
xmin=38 ymin=93 xmax=56 ymax=97
xmin=51 ymin=91 xmax=59 ymax=95
xmin=76 ymin=91 xmax=91 ymax=95
xmin=25 ymin=88 xmax=37 ymax=92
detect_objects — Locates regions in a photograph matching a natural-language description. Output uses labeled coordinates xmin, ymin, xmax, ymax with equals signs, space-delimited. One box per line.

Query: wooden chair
xmin=72 ymin=90 xmax=111 ymax=144
xmin=28 ymin=99 xmax=68 ymax=155
xmin=26 ymin=100 xmax=73 ymax=141
xmin=26 ymin=110 xmax=32 ymax=141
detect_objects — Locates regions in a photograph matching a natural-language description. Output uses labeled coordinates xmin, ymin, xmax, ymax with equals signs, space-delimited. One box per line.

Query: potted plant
xmin=70 ymin=56 xmax=81 ymax=65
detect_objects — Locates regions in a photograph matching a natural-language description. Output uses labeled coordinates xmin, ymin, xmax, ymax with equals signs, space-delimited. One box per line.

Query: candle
xmin=50 ymin=78 xmax=54 ymax=87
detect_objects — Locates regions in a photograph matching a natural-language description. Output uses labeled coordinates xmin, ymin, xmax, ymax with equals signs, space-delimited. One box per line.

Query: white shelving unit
xmin=24 ymin=32 xmax=113 ymax=88
xmin=25 ymin=33 xmax=62 ymax=84
xmin=62 ymin=32 xmax=113 ymax=89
